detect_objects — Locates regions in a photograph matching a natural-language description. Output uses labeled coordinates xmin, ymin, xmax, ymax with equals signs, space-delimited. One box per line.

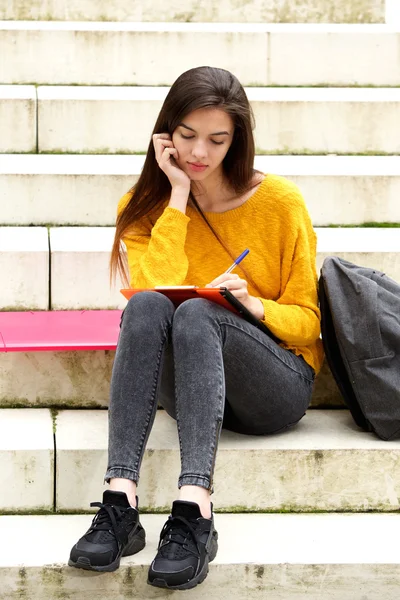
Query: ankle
xmin=178 ymin=485 xmax=212 ymax=519
xmin=108 ymin=478 xmax=137 ymax=508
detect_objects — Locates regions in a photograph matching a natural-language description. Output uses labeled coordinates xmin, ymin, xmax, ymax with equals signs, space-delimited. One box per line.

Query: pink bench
xmin=0 ymin=310 xmax=122 ymax=352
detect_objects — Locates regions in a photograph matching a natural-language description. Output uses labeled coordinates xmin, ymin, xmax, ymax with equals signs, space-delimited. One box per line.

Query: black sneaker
xmin=68 ymin=490 xmax=146 ymax=572
xmin=148 ymin=500 xmax=218 ymax=590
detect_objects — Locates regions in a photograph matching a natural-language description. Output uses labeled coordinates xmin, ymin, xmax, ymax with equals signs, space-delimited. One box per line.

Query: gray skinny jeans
xmin=104 ymin=291 xmax=315 ymax=491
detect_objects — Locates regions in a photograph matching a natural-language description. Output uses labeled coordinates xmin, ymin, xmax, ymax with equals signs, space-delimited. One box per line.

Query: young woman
xmin=68 ymin=66 xmax=324 ymax=590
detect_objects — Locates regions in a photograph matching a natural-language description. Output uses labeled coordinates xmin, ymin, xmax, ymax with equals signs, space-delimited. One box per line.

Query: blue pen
xmin=225 ymin=249 xmax=250 ymax=274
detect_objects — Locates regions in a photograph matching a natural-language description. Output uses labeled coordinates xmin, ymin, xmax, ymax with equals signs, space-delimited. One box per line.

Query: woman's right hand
xmin=153 ymin=133 xmax=191 ymax=191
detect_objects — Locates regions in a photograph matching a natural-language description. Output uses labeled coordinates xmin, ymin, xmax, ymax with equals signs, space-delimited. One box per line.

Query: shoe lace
xmin=89 ymin=501 xmax=127 ymax=536
xmin=158 ymin=516 xmax=201 ymax=558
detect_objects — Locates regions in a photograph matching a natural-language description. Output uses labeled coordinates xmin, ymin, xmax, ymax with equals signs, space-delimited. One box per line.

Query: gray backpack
xmin=319 ymin=256 xmax=400 ymax=440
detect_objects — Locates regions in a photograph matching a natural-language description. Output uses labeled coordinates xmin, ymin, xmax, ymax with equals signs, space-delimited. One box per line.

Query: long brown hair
xmin=110 ymin=66 xmax=263 ymax=291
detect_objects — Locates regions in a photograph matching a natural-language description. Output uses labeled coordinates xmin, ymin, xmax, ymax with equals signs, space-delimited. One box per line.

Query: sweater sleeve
xmin=120 ymin=200 xmax=191 ymax=288
xmin=257 ymin=213 xmax=321 ymax=346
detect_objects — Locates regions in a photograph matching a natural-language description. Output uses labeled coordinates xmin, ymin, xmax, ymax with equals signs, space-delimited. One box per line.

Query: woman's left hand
xmin=205 ymin=273 xmax=264 ymax=320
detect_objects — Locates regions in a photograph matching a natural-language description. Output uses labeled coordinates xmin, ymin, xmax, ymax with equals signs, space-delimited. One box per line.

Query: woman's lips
xmin=188 ymin=163 xmax=208 ymax=172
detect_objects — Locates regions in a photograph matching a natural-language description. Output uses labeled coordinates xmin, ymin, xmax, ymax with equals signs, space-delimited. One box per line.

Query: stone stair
xmin=0 ymin=347 xmax=343 ymax=409
xmin=1 ymin=2 xmax=400 ymax=598
xmin=3 ymin=408 xmax=399 ymax=514
xmin=2 ymin=154 xmax=400 ymax=225
xmin=2 ymin=513 xmax=400 ymax=600
xmin=2 ymin=224 xmax=399 ymax=311
xmin=0 ymin=0 xmax=386 ymax=23
xmin=4 ymin=84 xmax=400 ymax=154
xmin=2 ymin=23 xmax=399 ymax=86
xmin=30 ymin=86 xmax=400 ymax=154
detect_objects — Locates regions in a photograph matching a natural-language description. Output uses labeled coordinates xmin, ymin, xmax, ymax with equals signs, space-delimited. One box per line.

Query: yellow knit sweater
xmin=118 ymin=174 xmax=324 ymax=374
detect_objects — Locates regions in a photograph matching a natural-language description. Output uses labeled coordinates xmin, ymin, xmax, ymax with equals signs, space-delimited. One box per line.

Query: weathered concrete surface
xmin=1 ymin=514 xmax=400 ymax=600
xmin=250 ymin=88 xmax=400 ymax=154
xmin=0 ymin=227 xmax=49 ymax=310
xmin=311 ymin=358 xmax=343 ymax=407
xmin=37 ymin=86 xmax=165 ymax=154
xmin=2 ymin=155 xmax=400 ymax=226
xmin=316 ymin=227 xmax=400 ymax=283
xmin=2 ymin=225 xmax=398 ymax=311
xmin=1 ymin=24 xmax=269 ymax=86
xmin=55 ymin=409 xmax=400 ymax=512
xmin=37 ymin=87 xmax=400 ymax=154
xmin=2 ymin=24 xmax=399 ymax=86
xmin=0 ymin=0 xmax=386 ymax=23
xmin=49 ymin=227 xmax=126 ymax=310
xmin=0 ymin=409 xmax=54 ymax=511
xmin=268 ymin=26 xmax=400 ymax=85
xmin=0 ymin=350 xmax=343 ymax=408
xmin=0 ymin=351 xmax=115 ymax=407
xmin=0 ymin=172 xmax=131 ymax=226
xmin=0 ymin=85 xmax=36 ymax=153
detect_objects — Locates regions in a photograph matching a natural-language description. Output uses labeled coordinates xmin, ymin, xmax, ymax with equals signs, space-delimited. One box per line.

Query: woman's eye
xmin=180 ymin=134 xmax=223 ymax=145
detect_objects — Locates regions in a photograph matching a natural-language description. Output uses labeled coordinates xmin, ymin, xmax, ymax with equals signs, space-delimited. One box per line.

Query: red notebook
xmin=120 ymin=286 xmax=278 ymax=342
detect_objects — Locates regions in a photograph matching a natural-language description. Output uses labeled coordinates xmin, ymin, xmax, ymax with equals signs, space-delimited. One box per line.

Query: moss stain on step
xmin=121 ymin=566 xmax=143 ymax=598
xmin=50 ymin=408 xmax=58 ymax=434
xmin=41 ymin=566 xmax=70 ymax=600
xmin=16 ymin=566 xmax=28 ymax=600
xmin=0 ymin=400 xmax=106 ymax=409
xmin=255 ymin=148 xmax=400 ymax=156
xmin=324 ymin=222 xmax=400 ymax=228
xmin=0 ymin=507 xmax=54 ymax=515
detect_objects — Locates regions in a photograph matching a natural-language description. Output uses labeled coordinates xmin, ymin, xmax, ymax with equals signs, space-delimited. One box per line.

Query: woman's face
xmin=172 ymin=107 xmax=234 ymax=181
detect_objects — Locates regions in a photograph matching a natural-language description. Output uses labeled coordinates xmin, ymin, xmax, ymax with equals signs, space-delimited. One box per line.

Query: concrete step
xmin=0 ymin=348 xmax=342 ymax=409
xmin=0 ymin=86 xmax=36 ymax=153
xmin=55 ymin=409 xmax=400 ymax=513
xmin=49 ymin=226 xmax=122 ymax=309
xmin=0 ymin=409 xmax=53 ymax=512
xmin=46 ymin=226 xmax=400 ymax=310
xmin=1 ymin=513 xmax=400 ymax=600
xmin=1 ymin=225 xmax=398 ymax=311
xmin=35 ymin=86 xmax=400 ymax=154
xmin=0 ymin=0 xmax=385 ymax=23
xmin=1 ymin=23 xmax=399 ymax=86
xmin=0 ymin=227 xmax=48 ymax=311
xmin=2 ymin=408 xmax=400 ymax=513
xmin=2 ymin=154 xmax=400 ymax=226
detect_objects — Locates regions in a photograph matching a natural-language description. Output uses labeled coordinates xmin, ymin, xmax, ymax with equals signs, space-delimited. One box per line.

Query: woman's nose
xmin=191 ymin=141 xmax=207 ymax=159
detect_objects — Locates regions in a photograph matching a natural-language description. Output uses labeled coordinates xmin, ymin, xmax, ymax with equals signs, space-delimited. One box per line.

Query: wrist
xmin=248 ymin=296 xmax=265 ymax=320
xmin=171 ymin=185 xmax=190 ymax=197
xmin=169 ymin=187 xmax=190 ymax=212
